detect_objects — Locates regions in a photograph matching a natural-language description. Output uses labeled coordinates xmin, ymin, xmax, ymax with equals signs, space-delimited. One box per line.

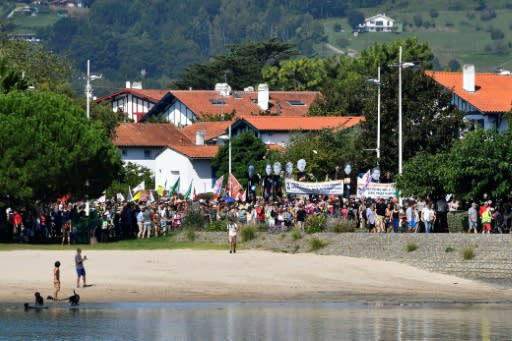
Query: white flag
xmin=97 ymin=195 xmax=106 ymax=203
xmin=133 ymin=181 xmax=145 ymax=193
xmin=116 ymin=193 xmax=125 ymax=201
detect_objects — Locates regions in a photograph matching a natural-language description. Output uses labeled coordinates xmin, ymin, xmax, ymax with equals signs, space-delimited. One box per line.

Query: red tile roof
xmin=171 ymin=90 xmax=320 ymax=118
xmin=238 ymin=115 xmax=364 ymax=131
xmin=96 ymin=88 xmax=169 ymax=104
xmin=180 ymin=121 xmax=232 ymax=142
xmin=114 ymin=123 xmax=191 ymax=147
xmin=426 ymin=70 xmax=512 ymax=113
xmin=170 ymin=145 xmax=219 ymax=159
xmin=113 ymin=123 xmax=218 ymax=159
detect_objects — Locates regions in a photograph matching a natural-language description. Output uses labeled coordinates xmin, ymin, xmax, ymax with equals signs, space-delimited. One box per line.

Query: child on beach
xmin=53 ymin=261 xmax=61 ymax=300
xmin=75 ymin=248 xmax=87 ymax=288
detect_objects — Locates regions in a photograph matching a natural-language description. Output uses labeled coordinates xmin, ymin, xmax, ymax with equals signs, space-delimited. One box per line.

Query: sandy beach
xmin=0 ymin=249 xmax=510 ymax=304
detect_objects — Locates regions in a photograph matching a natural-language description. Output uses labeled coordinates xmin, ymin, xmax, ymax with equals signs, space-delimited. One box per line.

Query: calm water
xmin=0 ymin=301 xmax=511 ymax=340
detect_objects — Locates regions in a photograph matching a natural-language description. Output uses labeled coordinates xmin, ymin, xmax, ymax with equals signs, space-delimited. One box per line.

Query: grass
xmin=406 ymin=242 xmax=418 ymax=252
xmin=309 ymin=237 xmax=327 ymax=252
xmin=445 ymin=246 xmax=455 ymax=253
xmin=240 ymin=226 xmax=257 ymax=242
xmin=318 ymin=2 xmax=512 ymax=71
xmin=186 ymin=229 xmax=196 ymax=242
xmin=291 ymin=229 xmax=302 ymax=241
xmin=462 ymin=247 xmax=475 ymax=260
xmin=0 ymin=233 xmax=225 ymax=251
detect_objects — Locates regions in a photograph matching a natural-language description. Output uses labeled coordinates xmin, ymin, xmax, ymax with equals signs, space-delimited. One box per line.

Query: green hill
xmin=318 ymin=0 xmax=512 ymax=71
xmin=3 ymin=0 xmax=512 ymax=91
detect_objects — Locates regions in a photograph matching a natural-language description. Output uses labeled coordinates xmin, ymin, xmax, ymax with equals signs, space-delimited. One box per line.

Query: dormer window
xmin=210 ymin=99 xmax=226 ymax=105
xmin=287 ymin=100 xmax=305 ymax=106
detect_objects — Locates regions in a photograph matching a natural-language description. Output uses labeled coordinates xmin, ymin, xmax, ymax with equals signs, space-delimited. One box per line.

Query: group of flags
xmin=116 ymin=177 xmax=196 ymax=204
xmin=113 ymin=172 xmax=245 ymax=204
xmin=212 ymin=173 xmax=245 ymax=201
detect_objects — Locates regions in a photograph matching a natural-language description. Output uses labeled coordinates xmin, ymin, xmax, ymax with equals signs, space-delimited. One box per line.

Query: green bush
xmin=309 ymin=237 xmax=327 ymax=251
xmin=305 ymin=214 xmax=326 ymax=234
xmin=186 ymin=229 xmax=196 ymax=242
xmin=182 ymin=209 xmax=205 ymax=229
xmin=205 ymin=220 xmax=225 ymax=232
xmin=406 ymin=242 xmax=418 ymax=252
xmin=445 ymin=246 xmax=455 ymax=253
xmin=291 ymin=229 xmax=302 ymax=240
xmin=462 ymin=247 xmax=475 ymax=260
xmin=241 ymin=226 xmax=257 ymax=242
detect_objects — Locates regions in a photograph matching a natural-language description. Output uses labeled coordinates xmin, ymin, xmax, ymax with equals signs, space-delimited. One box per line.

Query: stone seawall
xmin=176 ymin=232 xmax=512 ymax=287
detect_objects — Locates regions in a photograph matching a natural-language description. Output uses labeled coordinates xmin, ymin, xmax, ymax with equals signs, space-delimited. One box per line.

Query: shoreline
xmin=1 ymin=249 xmax=511 ymax=304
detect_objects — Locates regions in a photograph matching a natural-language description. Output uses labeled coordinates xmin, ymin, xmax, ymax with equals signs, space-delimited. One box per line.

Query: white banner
xmin=285 ymin=179 xmax=345 ymax=195
xmin=357 ymin=177 xmax=396 ymax=199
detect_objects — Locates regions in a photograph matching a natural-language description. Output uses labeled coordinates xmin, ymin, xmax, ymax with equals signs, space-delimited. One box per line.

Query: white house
xmin=427 ymin=65 xmax=512 ymax=132
xmin=230 ymin=116 xmax=365 ymax=146
xmin=141 ymin=84 xmax=321 ymax=127
xmin=114 ymin=123 xmax=219 ymax=194
xmin=96 ymin=83 xmax=168 ymax=122
xmin=358 ymin=14 xmax=395 ymax=32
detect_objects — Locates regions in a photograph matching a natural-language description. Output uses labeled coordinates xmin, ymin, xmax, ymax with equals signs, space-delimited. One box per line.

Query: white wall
xmin=155 ymin=148 xmax=215 ymax=194
xmin=162 ymin=101 xmax=196 ymax=127
xmin=120 ymin=147 xmax=161 ymax=171
xmin=112 ymin=94 xmax=155 ymax=121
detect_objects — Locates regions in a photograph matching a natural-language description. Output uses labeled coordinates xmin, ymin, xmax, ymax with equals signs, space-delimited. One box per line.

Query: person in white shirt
xmin=421 ymin=203 xmax=436 ymax=233
xmin=227 ymin=217 xmax=239 ymax=254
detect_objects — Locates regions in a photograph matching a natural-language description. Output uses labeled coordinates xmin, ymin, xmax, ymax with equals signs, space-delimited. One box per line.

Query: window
xmin=209 ymin=98 xmax=226 ymax=105
xmin=144 ymin=150 xmax=151 ymax=159
xmin=287 ymin=100 xmax=305 ymax=106
xmin=121 ymin=149 xmax=127 ymax=156
xmin=376 ymin=21 xmax=383 ymax=26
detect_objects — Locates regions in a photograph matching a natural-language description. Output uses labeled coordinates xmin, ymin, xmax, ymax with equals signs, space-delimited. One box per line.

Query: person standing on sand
xmin=75 ymin=248 xmax=87 ymax=288
xmin=53 ymin=261 xmax=61 ymax=301
xmin=227 ymin=217 xmax=239 ymax=254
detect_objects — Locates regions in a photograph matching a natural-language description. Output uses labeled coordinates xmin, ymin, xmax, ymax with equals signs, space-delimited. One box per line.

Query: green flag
xmin=170 ymin=177 xmax=180 ymax=194
xmin=184 ymin=181 xmax=193 ymax=200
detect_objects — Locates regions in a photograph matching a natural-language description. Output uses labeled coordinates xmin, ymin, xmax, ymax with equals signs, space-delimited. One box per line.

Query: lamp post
xmin=228 ymin=124 xmax=232 ymax=196
xmin=85 ymin=59 xmax=102 ymax=120
xmin=366 ymin=66 xmax=381 ymax=163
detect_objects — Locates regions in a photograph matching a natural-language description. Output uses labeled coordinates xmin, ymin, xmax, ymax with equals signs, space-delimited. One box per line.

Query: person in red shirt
xmin=13 ymin=211 xmax=22 ymax=242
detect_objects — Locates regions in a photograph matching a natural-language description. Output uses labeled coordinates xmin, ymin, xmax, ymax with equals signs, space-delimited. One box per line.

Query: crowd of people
xmin=3 ymin=193 xmax=512 ymax=244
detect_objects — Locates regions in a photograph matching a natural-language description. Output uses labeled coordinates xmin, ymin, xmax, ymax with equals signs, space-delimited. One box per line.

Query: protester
xmin=227 ymin=217 xmax=239 ymax=254
xmin=53 ymin=261 xmax=61 ymax=301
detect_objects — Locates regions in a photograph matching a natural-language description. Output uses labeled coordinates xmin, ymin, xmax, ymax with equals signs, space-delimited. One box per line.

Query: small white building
xmin=358 ymin=14 xmax=395 ymax=32
xmin=114 ymin=123 xmax=219 ymax=194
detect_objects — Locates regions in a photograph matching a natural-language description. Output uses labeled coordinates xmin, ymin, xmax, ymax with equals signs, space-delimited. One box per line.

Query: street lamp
xmin=218 ymin=126 xmax=232 ymax=196
xmin=366 ymin=66 xmax=382 ymax=163
xmin=85 ymin=59 xmax=102 ymax=120
xmin=397 ymin=46 xmax=416 ymax=176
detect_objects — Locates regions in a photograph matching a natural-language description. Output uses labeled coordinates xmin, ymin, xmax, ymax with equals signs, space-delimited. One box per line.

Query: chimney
xmin=257 ymin=83 xmax=269 ymax=111
xmin=215 ymin=83 xmax=231 ymax=96
xmin=125 ymin=81 xmax=131 ymax=89
xmin=463 ymin=64 xmax=475 ymax=92
xmin=195 ymin=130 xmax=205 ymax=145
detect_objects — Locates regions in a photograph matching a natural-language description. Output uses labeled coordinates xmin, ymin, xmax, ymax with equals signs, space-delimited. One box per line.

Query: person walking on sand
xmin=53 ymin=261 xmax=61 ymax=301
xmin=75 ymin=248 xmax=87 ymax=288
xmin=227 ymin=217 xmax=239 ymax=254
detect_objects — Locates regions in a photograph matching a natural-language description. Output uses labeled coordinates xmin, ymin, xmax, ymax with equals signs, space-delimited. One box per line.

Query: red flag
xmin=212 ymin=175 xmax=224 ymax=199
xmin=228 ymin=174 xmax=242 ymax=198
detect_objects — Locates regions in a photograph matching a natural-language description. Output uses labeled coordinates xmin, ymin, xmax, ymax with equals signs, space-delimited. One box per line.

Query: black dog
xmin=47 ymin=290 xmax=80 ymax=306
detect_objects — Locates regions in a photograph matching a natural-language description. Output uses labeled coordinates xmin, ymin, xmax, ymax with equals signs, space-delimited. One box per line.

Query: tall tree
xmin=211 ymin=132 xmax=268 ymax=182
xmin=174 ymin=39 xmax=297 ymax=90
xmin=0 ymin=91 xmax=121 ymax=206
